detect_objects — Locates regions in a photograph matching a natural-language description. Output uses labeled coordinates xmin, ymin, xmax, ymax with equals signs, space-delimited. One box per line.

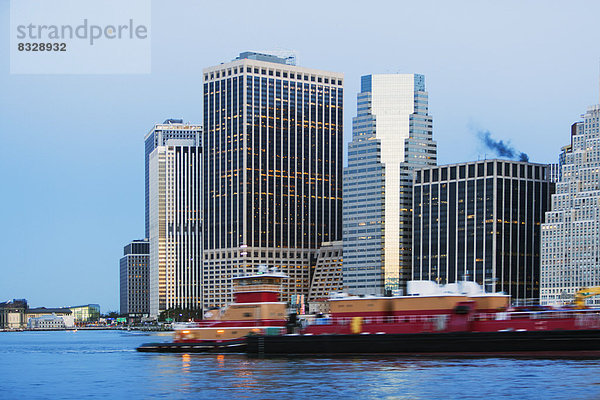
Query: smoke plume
xmin=477 ymin=130 xmax=529 ymax=162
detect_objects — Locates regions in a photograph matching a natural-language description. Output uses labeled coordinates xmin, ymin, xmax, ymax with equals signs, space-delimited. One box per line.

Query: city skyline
xmin=2 ymin=1 xmax=600 ymax=311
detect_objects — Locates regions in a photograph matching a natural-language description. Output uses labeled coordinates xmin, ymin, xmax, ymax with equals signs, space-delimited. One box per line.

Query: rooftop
xmin=27 ymin=307 xmax=72 ymax=315
xmin=235 ymin=51 xmax=296 ymax=66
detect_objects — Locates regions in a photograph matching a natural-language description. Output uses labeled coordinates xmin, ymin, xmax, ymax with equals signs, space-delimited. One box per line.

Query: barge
xmin=246 ymin=281 xmax=600 ymax=356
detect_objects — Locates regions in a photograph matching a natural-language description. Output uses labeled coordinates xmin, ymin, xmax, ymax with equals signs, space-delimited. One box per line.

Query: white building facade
xmin=541 ymin=105 xmax=600 ymax=306
xmin=148 ymin=125 xmax=202 ymax=318
xmin=343 ymin=74 xmax=437 ymax=296
xmin=27 ymin=314 xmax=75 ymax=329
xmin=145 ymin=120 xmax=202 ymax=238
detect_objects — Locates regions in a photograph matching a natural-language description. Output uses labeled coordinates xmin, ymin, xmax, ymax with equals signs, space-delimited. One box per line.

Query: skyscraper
xmin=147 ymin=123 xmax=202 ymax=318
xmin=343 ymin=74 xmax=436 ymax=296
xmin=413 ymin=160 xmax=553 ymax=303
xmin=202 ymin=52 xmax=343 ymax=308
xmin=541 ymin=104 xmax=600 ymax=306
xmin=119 ymin=239 xmax=150 ymax=317
xmin=145 ymin=119 xmax=202 ymax=238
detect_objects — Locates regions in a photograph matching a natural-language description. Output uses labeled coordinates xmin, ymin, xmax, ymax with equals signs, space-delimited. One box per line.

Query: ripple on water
xmin=1 ymin=332 xmax=600 ymax=400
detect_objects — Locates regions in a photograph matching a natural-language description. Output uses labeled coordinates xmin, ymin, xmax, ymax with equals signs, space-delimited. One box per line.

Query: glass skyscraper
xmin=541 ymin=104 xmax=600 ymax=306
xmin=413 ymin=160 xmax=552 ymax=304
xmin=202 ymin=52 xmax=343 ymax=308
xmin=343 ymin=74 xmax=436 ymax=296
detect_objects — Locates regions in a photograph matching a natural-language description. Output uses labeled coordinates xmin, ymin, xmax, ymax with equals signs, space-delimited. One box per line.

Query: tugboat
xmin=246 ymin=281 xmax=600 ymax=356
xmin=137 ymin=266 xmax=288 ymax=353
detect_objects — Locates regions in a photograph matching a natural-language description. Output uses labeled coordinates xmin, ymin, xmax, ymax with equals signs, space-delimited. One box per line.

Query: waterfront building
xmin=27 ymin=314 xmax=72 ymax=329
xmin=144 ymin=120 xmax=203 ymax=238
xmin=541 ymin=105 xmax=600 ymax=306
xmin=202 ymin=52 xmax=343 ymax=308
xmin=148 ymin=124 xmax=202 ymax=318
xmin=0 ymin=299 xmax=27 ymax=329
xmin=69 ymin=304 xmax=100 ymax=324
xmin=308 ymin=241 xmax=344 ymax=302
xmin=119 ymin=239 xmax=150 ymax=317
xmin=1 ymin=301 xmax=76 ymax=329
xmin=343 ymin=74 xmax=437 ymax=296
xmin=413 ymin=160 xmax=553 ymax=304
xmin=27 ymin=308 xmax=74 ymax=328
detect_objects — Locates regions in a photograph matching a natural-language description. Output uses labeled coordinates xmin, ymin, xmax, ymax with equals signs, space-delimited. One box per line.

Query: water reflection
xmin=2 ymin=332 xmax=600 ymax=400
xmin=216 ymin=354 xmax=225 ymax=368
xmin=181 ymin=353 xmax=191 ymax=373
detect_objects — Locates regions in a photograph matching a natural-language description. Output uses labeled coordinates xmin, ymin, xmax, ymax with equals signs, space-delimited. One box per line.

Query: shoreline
xmin=0 ymin=326 xmax=173 ymax=333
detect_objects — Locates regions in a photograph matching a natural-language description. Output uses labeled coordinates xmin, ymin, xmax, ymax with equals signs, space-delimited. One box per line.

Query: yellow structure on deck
xmin=574 ymin=287 xmax=600 ymax=308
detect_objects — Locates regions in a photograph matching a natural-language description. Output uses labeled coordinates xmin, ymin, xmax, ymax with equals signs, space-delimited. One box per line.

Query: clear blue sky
xmin=1 ymin=1 xmax=599 ymax=312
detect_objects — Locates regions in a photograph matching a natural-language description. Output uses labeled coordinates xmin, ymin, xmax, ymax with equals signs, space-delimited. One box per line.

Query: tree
xmin=103 ymin=311 xmax=121 ymax=318
xmin=159 ymin=307 xmax=203 ymax=322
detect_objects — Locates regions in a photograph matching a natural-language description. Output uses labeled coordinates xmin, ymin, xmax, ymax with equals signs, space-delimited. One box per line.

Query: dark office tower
xmin=119 ymin=239 xmax=150 ymax=317
xmin=144 ymin=119 xmax=203 ymax=238
xmin=202 ymin=52 xmax=343 ymax=308
xmin=412 ymin=160 xmax=553 ymax=304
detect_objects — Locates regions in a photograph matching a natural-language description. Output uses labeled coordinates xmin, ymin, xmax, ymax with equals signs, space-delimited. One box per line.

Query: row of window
xmin=416 ymin=162 xmax=547 ymax=184
xmin=205 ymin=66 xmax=342 ymax=86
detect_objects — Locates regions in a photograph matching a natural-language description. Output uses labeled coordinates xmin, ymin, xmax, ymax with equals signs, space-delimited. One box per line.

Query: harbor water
xmin=1 ymin=330 xmax=599 ymax=399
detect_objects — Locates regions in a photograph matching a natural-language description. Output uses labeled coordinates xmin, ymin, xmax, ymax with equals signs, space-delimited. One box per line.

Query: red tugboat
xmin=137 ymin=267 xmax=287 ymax=352
xmin=246 ymin=281 xmax=600 ymax=356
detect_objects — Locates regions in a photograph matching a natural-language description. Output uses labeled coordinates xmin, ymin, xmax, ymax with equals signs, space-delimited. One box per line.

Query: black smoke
xmin=477 ymin=130 xmax=529 ymax=162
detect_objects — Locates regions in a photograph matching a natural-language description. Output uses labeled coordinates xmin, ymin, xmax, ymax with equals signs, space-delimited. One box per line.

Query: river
xmin=1 ymin=330 xmax=599 ymax=399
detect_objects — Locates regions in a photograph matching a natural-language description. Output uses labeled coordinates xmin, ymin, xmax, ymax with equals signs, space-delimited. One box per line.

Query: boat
xmin=137 ymin=266 xmax=288 ymax=353
xmin=246 ymin=281 xmax=600 ymax=356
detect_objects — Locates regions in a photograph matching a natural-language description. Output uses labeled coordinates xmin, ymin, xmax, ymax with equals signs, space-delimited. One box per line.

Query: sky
xmin=0 ymin=0 xmax=599 ymax=312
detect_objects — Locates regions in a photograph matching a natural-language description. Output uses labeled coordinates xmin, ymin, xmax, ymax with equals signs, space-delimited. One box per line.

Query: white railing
xmin=473 ymin=309 xmax=600 ymax=322
xmin=310 ymin=315 xmax=447 ymax=326
xmin=308 ymin=309 xmax=600 ymax=326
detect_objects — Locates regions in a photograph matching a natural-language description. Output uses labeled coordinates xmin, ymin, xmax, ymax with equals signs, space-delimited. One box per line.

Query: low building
xmin=308 ymin=241 xmax=344 ymax=302
xmin=27 ymin=314 xmax=69 ymax=329
xmin=1 ymin=301 xmax=77 ymax=329
xmin=0 ymin=299 xmax=28 ymax=329
xmin=70 ymin=304 xmax=100 ymax=324
xmin=26 ymin=308 xmax=74 ymax=328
